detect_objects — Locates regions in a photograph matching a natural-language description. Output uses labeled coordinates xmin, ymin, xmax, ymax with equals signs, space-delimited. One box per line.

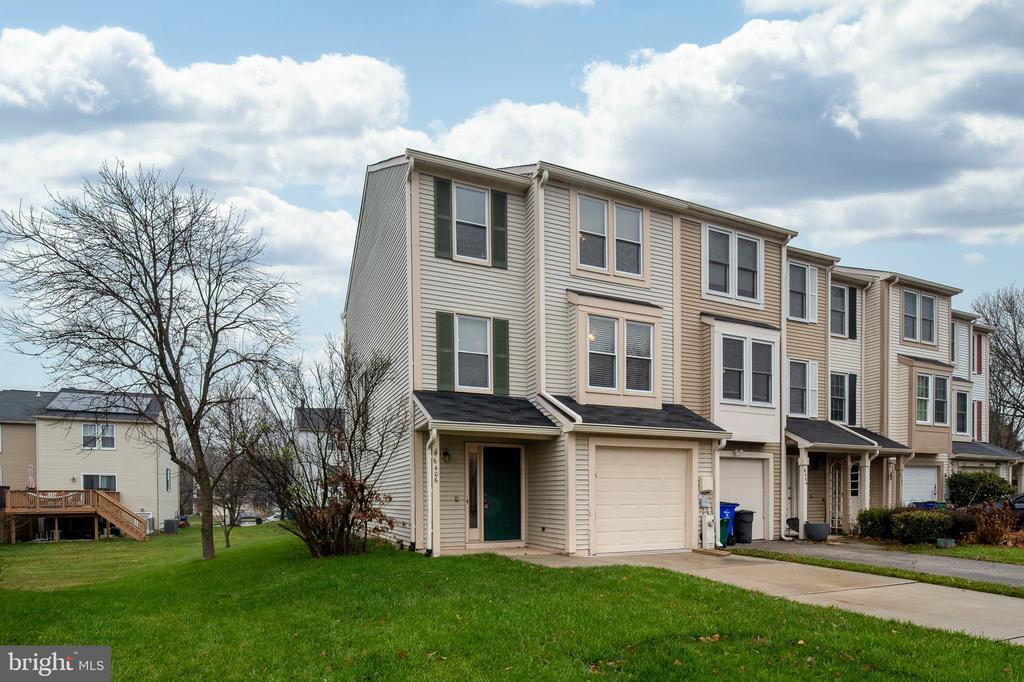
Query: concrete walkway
xmin=517 ymin=551 xmax=1024 ymax=645
xmin=747 ymin=539 xmax=1024 ymax=588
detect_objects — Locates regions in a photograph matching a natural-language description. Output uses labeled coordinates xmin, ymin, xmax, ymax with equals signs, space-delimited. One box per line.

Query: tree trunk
xmin=222 ymin=512 xmax=233 ymax=548
xmin=198 ymin=481 xmax=216 ymax=560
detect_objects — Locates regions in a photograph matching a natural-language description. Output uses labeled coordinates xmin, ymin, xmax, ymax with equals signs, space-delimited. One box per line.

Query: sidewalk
xmin=518 ymin=550 xmax=1024 ymax=645
xmin=746 ymin=538 xmax=1024 ymax=588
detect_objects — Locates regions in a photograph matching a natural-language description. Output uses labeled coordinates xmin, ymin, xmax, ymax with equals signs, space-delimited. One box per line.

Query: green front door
xmin=483 ymin=447 xmax=522 ymax=541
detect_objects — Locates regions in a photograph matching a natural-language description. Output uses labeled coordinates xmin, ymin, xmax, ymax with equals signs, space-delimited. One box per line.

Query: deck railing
xmin=4 ymin=489 xmax=122 ymax=512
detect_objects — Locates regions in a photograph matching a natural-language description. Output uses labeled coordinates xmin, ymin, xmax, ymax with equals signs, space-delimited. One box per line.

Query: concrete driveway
xmin=519 ymin=551 xmax=1024 ymax=645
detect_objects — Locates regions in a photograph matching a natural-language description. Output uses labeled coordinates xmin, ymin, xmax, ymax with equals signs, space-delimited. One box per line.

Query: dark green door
xmin=483 ymin=447 xmax=522 ymax=541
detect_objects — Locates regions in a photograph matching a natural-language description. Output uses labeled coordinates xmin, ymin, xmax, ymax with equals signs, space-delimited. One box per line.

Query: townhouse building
xmin=0 ymin=388 xmax=177 ymax=543
xmin=345 ymin=150 xmax=1021 ymax=555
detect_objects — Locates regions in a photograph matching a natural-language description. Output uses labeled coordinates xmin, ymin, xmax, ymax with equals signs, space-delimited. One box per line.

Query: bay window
xmin=587 ymin=315 xmax=617 ymax=390
xmin=625 ymin=321 xmax=653 ymax=392
xmin=934 ymin=376 xmax=949 ymax=425
xmin=720 ymin=335 xmax=775 ymax=406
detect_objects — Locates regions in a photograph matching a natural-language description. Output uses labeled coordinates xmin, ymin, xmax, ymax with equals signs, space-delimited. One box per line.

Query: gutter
xmin=540 ymin=391 xmax=581 ymax=425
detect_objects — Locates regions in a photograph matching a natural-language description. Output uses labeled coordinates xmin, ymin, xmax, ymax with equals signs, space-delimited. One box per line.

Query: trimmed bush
xmin=857 ymin=507 xmax=898 ymax=539
xmin=947 ymin=471 xmax=1014 ymax=507
xmin=891 ymin=510 xmax=955 ymax=545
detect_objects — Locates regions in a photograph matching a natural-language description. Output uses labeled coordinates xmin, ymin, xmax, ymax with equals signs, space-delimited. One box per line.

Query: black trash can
xmin=734 ymin=509 xmax=755 ymax=544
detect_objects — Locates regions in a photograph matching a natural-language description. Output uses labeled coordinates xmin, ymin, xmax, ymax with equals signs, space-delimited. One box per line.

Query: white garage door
xmin=594 ymin=448 xmax=689 ymax=554
xmin=720 ymin=458 xmax=767 ymax=541
xmin=903 ymin=465 xmax=939 ymax=505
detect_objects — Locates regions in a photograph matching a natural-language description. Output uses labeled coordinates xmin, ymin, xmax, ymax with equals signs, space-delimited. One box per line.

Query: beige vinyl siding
xmin=0 ymin=423 xmax=36 ymax=489
xmin=527 ymin=434 xmax=567 ymax=551
xmin=34 ymin=419 xmax=175 ymax=522
xmin=346 ymin=162 xmax=413 ymax=541
xmin=523 ymin=184 xmax=538 ymax=393
xmin=970 ymin=332 xmax=988 ymax=442
xmin=807 ymin=459 xmax=826 ymax=523
xmin=786 ymin=266 xmax=828 ymax=417
xmin=863 ymin=283 xmax=883 ymax=432
xmin=542 ymin=185 xmax=676 ymax=402
xmin=829 ymin=285 xmax=863 ymax=422
xmin=438 ymin=435 xmax=468 ymax=551
xmin=575 ymin=433 xmax=590 ymax=553
xmin=891 ymin=362 xmax=910 ymax=446
xmin=679 ymin=217 xmax=784 ymax=416
xmin=418 ymin=173 xmax=532 ymax=396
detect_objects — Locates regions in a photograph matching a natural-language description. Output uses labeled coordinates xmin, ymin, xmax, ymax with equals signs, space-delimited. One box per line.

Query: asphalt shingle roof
xmin=414 ymin=391 xmax=556 ymax=428
xmin=552 ymin=396 xmax=725 ymax=432
xmin=952 ymin=441 xmax=1020 ymax=460
xmin=786 ymin=418 xmax=872 ymax=447
xmin=0 ymin=390 xmax=57 ymax=422
xmin=849 ymin=427 xmax=909 ymax=450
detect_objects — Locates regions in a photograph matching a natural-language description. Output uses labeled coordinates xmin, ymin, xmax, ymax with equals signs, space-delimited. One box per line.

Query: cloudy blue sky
xmin=1 ymin=0 xmax=1023 ymax=389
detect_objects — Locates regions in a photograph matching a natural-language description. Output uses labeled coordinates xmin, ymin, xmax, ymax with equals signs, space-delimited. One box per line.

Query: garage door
xmin=720 ymin=458 xmax=767 ymax=541
xmin=594 ymin=448 xmax=689 ymax=553
xmin=903 ymin=465 xmax=938 ymax=505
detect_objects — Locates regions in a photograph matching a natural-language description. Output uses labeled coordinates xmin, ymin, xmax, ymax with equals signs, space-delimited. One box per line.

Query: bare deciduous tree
xmin=974 ymin=285 xmax=1024 ymax=453
xmin=206 ymin=394 xmax=264 ymax=548
xmin=0 ymin=162 xmax=295 ymax=560
xmin=246 ymin=336 xmax=406 ymax=557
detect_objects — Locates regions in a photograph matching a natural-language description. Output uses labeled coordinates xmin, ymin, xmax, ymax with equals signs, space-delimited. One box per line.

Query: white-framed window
xmin=82 ymin=474 xmax=116 ymax=491
xmin=934 ymin=376 xmax=949 ymax=425
xmin=788 ymin=359 xmax=818 ymax=417
xmin=721 ymin=335 xmax=775 ymax=406
xmin=850 ymin=464 xmax=860 ymax=498
xmin=587 ymin=315 xmax=618 ymax=390
xmin=455 ymin=314 xmax=490 ymax=390
xmin=787 ymin=262 xmax=818 ymax=322
xmin=704 ymin=225 xmax=762 ymax=304
xmin=624 ymin=321 xmax=653 ymax=393
xmin=830 ymin=373 xmax=848 ymax=422
xmin=614 ymin=204 xmax=643 ymax=276
xmin=955 ymin=390 xmax=970 ymax=435
xmin=453 ymin=183 xmax=489 ymax=263
xmin=916 ymin=373 xmax=932 ymax=424
xmin=903 ymin=289 xmax=936 ymax=343
xmin=578 ymin=194 xmax=608 ymax=270
xmin=830 ymin=285 xmax=848 ymax=337
xmin=82 ymin=423 xmax=115 ymax=449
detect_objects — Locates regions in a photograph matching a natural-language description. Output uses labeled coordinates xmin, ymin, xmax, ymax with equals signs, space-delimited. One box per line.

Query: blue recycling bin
xmin=720 ymin=501 xmax=740 ymax=542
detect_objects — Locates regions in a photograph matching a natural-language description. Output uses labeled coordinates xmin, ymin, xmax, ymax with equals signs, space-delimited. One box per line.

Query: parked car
xmin=238 ymin=514 xmax=263 ymax=527
xmin=264 ymin=513 xmax=281 ymax=522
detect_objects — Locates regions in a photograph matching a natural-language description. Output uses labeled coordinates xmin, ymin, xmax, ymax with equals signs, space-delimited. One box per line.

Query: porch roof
xmin=952 ymin=440 xmax=1020 ymax=461
xmin=413 ymin=391 xmax=558 ymax=429
xmin=786 ymin=419 xmax=910 ymax=452
xmin=550 ymin=395 xmax=725 ymax=433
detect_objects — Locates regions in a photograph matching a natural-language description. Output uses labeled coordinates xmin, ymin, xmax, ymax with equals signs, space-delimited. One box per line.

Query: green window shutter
xmin=493 ymin=318 xmax=510 ymax=396
xmin=491 ymin=191 xmax=508 ymax=269
xmin=434 ymin=178 xmax=452 ymax=259
xmin=436 ymin=311 xmax=455 ymax=391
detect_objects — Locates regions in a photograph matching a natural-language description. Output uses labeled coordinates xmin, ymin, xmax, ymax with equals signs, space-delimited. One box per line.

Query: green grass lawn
xmin=903 ymin=543 xmax=1024 ymax=566
xmin=732 ymin=548 xmax=1024 ymax=600
xmin=1 ymin=526 xmax=1022 ymax=680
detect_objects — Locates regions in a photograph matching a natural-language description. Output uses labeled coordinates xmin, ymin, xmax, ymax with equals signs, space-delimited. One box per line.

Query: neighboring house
xmin=1 ymin=388 xmax=178 ymax=543
xmin=294 ymin=407 xmax=345 ymax=484
xmin=345 ymin=149 xmax=1020 ymax=555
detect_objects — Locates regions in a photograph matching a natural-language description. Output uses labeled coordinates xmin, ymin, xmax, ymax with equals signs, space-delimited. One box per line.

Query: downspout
xmin=405 ymin=156 xmax=417 ymax=550
xmin=712 ymin=437 xmax=727 ymax=547
xmin=779 ymin=239 xmax=790 ymax=541
xmin=797 ymin=447 xmax=809 ymax=539
xmin=424 ymin=427 xmax=438 ymax=557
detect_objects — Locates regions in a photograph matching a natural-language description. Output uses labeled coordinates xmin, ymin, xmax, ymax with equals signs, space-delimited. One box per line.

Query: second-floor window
xmin=625 ymin=321 xmax=653 ymax=392
xmin=903 ymin=289 xmax=936 ymax=343
xmin=578 ymin=195 xmax=608 ymax=270
xmin=82 ymin=423 xmax=115 ymax=449
xmin=588 ymin=315 xmax=617 ymax=389
xmin=933 ymin=376 xmax=949 ymax=425
xmin=83 ymin=474 xmax=116 ymax=490
xmin=721 ymin=336 xmax=774 ymax=405
xmin=706 ymin=226 xmax=761 ymax=304
xmin=915 ymin=372 xmax=950 ymax=426
xmin=955 ymin=391 xmax=969 ymax=435
xmin=830 ymin=373 xmax=847 ymax=421
xmin=456 ymin=315 xmax=490 ymax=390
xmin=615 ymin=204 xmax=643 ymax=276
xmin=916 ymin=374 xmax=931 ymax=423
xmin=788 ymin=359 xmax=819 ymax=417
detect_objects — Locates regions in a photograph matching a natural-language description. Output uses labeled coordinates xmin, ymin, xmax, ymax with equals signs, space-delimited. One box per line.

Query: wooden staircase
xmin=94 ymin=491 xmax=149 ymax=541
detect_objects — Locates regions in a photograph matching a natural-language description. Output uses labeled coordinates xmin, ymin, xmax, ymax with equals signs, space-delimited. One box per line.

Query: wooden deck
xmin=3 ymin=489 xmax=148 ymax=542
